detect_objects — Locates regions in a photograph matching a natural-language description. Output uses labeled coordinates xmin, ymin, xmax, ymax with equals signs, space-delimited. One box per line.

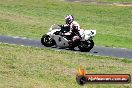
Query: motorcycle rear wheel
xmin=78 ymin=40 xmax=94 ymax=52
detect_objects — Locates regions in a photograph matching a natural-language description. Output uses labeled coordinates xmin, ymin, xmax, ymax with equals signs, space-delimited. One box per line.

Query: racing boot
xmin=68 ymin=40 xmax=75 ymax=50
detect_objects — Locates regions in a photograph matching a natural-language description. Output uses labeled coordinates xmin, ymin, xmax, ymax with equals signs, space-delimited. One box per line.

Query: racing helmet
xmin=65 ymin=15 xmax=74 ymax=25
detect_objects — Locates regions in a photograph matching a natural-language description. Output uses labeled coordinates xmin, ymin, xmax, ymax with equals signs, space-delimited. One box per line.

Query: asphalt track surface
xmin=0 ymin=35 xmax=132 ymax=59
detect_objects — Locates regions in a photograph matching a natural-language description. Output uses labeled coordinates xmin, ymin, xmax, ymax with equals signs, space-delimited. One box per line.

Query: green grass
xmin=0 ymin=0 xmax=132 ymax=49
xmin=0 ymin=1 xmax=132 ymax=87
xmin=0 ymin=43 xmax=132 ymax=88
xmin=98 ymin=0 xmax=132 ymax=2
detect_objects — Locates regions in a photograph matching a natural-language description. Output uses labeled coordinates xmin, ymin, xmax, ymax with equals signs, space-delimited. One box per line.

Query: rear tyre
xmin=41 ymin=34 xmax=56 ymax=47
xmin=78 ymin=40 xmax=94 ymax=52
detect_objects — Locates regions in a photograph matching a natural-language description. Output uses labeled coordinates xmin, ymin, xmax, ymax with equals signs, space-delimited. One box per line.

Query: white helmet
xmin=65 ymin=15 xmax=74 ymax=25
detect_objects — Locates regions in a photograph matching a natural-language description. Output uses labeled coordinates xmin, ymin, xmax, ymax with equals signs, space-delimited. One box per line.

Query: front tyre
xmin=78 ymin=40 xmax=94 ymax=52
xmin=41 ymin=34 xmax=55 ymax=47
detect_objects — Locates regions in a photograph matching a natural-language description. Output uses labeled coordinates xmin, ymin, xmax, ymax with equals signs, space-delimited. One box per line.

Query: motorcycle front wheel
xmin=78 ymin=40 xmax=94 ymax=52
xmin=41 ymin=34 xmax=56 ymax=47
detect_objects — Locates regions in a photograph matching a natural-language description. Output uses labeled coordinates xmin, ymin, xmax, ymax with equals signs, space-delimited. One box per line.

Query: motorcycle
xmin=41 ymin=24 xmax=96 ymax=52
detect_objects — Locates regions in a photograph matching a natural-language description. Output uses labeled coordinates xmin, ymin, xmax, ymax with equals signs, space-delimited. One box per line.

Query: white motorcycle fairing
xmin=52 ymin=35 xmax=69 ymax=47
xmin=41 ymin=24 xmax=96 ymax=52
xmin=79 ymin=29 xmax=96 ymax=41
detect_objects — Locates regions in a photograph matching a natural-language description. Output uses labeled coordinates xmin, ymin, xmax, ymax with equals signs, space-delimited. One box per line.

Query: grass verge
xmin=98 ymin=0 xmax=132 ymax=3
xmin=0 ymin=43 xmax=132 ymax=88
xmin=0 ymin=0 xmax=132 ymax=49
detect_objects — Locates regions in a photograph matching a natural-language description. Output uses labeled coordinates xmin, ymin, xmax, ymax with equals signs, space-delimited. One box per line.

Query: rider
xmin=65 ymin=15 xmax=80 ymax=31
xmin=64 ymin=15 xmax=81 ymax=48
